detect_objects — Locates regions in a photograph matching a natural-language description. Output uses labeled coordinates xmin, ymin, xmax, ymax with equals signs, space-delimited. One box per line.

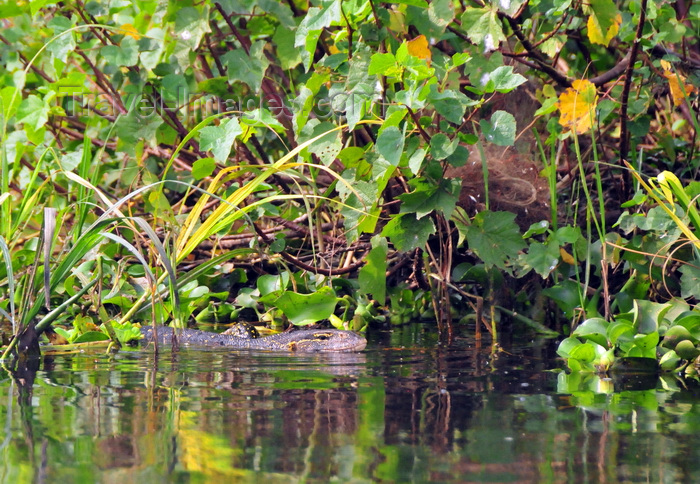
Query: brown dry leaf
xmin=407 ymin=35 xmax=431 ymax=66
xmin=557 ymin=79 xmax=598 ymax=133
xmin=661 ymin=60 xmax=696 ymax=106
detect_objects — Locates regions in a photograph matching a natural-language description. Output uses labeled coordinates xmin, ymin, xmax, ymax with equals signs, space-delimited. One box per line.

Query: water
xmin=2 ymin=325 xmax=700 ymax=483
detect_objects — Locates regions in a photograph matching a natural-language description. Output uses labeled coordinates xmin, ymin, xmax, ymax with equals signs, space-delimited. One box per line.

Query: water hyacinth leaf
xmin=633 ymin=299 xmax=670 ymax=334
xmin=607 ymin=320 xmax=634 ymax=345
xmin=359 ymin=236 xmax=388 ymax=303
xmin=573 ymin=317 xmax=609 ymax=348
xmin=464 ymin=211 xmax=525 ymax=270
xmin=480 ymin=110 xmax=516 ymax=146
xmin=273 ymin=286 xmax=338 ymax=326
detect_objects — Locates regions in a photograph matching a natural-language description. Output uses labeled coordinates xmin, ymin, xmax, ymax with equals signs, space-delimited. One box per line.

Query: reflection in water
xmin=1 ymin=326 xmax=700 ymax=482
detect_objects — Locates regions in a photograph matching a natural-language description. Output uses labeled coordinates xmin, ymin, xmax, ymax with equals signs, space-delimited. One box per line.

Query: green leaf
xmin=461 ymin=6 xmax=506 ymax=52
xmin=17 ymin=95 xmax=49 ymax=131
xmin=115 ymin=110 xmax=163 ymax=148
xmin=72 ymin=331 xmax=110 ymax=344
xmin=523 ymin=241 xmax=560 ymax=278
xmin=381 ymin=213 xmax=435 ymax=252
xmin=47 ymin=16 xmax=76 ymax=62
xmin=359 ymin=235 xmax=388 ymax=302
xmin=430 ymin=133 xmax=457 ymax=160
xmin=295 ymin=1 xmax=341 ymax=71
xmin=426 ymin=85 xmax=474 ymax=124
xmin=680 ymin=262 xmax=700 ymax=299
xmin=464 ymin=211 xmax=525 ymax=270
xmin=100 ymin=36 xmax=139 ymax=66
xmin=573 ymin=317 xmax=609 ymax=348
xmin=398 ymin=178 xmax=461 ymax=220
xmin=273 ymin=24 xmax=302 ymax=70
xmin=368 ymin=52 xmax=398 ymax=76
xmin=222 ymin=42 xmax=270 ymax=92
xmin=483 ymin=66 xmax=527 ymax=93
xmin=199 ymin=117 xmax=242 ymax=162
xmin=633 ymin=299 xmax=670 ymax=334
xmin=1 ymin=86 xmax=21 ymax=121
xmin=375 ymin=126 xmax=404 ymax=166
xmin=480 ymin=110 xmax=516 ymax=146
xmin=174 ymin=6 xmax=210 ymax=50
xmin=273 ymin=286 xmax=338 ymax=326
xmin=192 ymin=158 xmax=217 ymax=180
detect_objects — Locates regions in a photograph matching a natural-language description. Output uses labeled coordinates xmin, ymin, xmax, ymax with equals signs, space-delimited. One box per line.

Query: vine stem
xmin=619 ymin=0 xmax=649 ymax=171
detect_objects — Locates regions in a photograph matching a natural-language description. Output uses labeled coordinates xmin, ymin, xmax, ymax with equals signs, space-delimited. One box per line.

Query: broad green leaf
xmin=47 ymin=16 xmax=76 ymax=62
xmin=381 ymin=213 xmax=435 ymax=252
xmin=222 ymin=42 xmax=270 ymax=92
xmin=273 ymin=286 xmax=338 ymax=326
xmin=464 ymin=211 xmax=525 ymax=270
xmin=100 ymin=36 xmax=139 ymax=66
xmin=192 ymin=158 xmax=217 ymax=180
xmin=199 ymin=117 xmax=242 ymax=162
xmin=72 ymin=331 xmax=111 ymax=344
xmin=523 ymin=241 xmax=560 ymax=278
xmin=174 ymin=6 xmax=210 ymax=50
xmin=375 ymin=126 xmax=404 ymax=166
xmin=426 ymin=85 xmax=474 ymax=124
xmin=1 ymin=86 xmax=21 ymax=121
xmin=359 ymin=235 xmax=388 ymax=302
xmin=633 ymin=299 xmax=670 ymax=334
xmin=273 ymin=24 xmax=302 ymax=70
xmin=680 ymin=262 xmax=700 ymax=299
xmin=430 ymin=133 xmax=457 ymax=160
xmin=115 ymin=110 xmax=163 ymax=147
xmin=368 ymin=52 xmax=398 ymax=76
xmin=17 ymin=95 xmax=49 ymax=131
xmin=480 ymin=110 xmax=516 ymax=146
xmin=398 ymin=178 xmax=461 ymax=220
xmin=483 ymin=66 xmax=527 ymax=93
xmin=461 ymin=6 xmax=506 ymax=52
xmin=573 ymin=317 xmax=609 ymax=348
xmin=295 ymin=1 xmax=341 ymax=71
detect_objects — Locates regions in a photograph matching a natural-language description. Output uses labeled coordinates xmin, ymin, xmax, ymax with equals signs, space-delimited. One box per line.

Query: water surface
xmin=2 ymin=325 xmax=700 ymax=482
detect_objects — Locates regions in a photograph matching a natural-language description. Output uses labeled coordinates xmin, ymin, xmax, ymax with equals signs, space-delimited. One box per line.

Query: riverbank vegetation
xmin=0 ymin=1 xmax=699 ymax=374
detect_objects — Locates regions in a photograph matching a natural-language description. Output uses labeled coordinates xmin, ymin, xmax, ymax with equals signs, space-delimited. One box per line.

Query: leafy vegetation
xmin=0 ymin=1 xmax=699 ymax=375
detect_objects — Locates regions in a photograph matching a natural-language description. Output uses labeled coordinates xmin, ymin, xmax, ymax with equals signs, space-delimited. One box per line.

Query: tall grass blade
xmin=0 ymin=235 xmax=15 ymax=332
xmin=43 ymin=208 xmax=57 ymax=310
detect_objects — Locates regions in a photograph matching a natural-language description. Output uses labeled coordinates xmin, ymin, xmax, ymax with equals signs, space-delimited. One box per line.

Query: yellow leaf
xmin=407 ymin=35 xmax=431 ymax=66
xmin=587 ymin=13 xmax=621 ymax=46
xmin=118 ymin=24 xmax=141 ymax=40
xmin=559 ymin=247 xmax=576 ymax=265
xmin=661 ymin=63 xmax=696 ymax=106
xmin=557 ymin=79 xmax=598 ymax=134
